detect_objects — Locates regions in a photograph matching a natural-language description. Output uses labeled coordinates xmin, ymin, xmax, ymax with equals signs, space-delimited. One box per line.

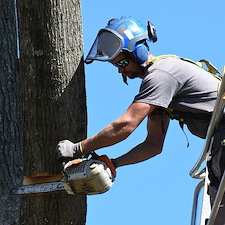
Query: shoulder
xmin=145 ymin=56 xmax=218 ymax=85
xmin=142 ymin=60 xmax=182 ymax=88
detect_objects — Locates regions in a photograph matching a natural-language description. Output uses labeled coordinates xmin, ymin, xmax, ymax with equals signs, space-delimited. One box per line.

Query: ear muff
xmin=133 ymin=43 xmax=149 ymax=64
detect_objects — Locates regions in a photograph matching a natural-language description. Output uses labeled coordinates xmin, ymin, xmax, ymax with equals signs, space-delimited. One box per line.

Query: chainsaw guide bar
xmin=12 ymin=181 xmax=65 ymax=195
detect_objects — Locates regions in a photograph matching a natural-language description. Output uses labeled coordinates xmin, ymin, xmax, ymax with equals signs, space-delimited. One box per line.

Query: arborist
xmin=56 ymin=16 xmax=225 ymax=224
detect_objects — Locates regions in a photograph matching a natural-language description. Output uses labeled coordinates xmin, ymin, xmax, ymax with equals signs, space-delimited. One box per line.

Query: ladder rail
xmin=190 ymin=180 xmax=204 ymax=225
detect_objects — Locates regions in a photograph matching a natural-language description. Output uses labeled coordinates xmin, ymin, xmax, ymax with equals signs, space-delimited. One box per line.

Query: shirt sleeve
xmin=133 ymin=69 xmax=182 ymax=108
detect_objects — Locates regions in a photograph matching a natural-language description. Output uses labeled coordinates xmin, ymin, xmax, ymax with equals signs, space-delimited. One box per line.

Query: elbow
xmin=122 ymin=118 xmax=138 ymax=137
xmin=155 ymin=147 xmax=162 ymax=155
xmin=144 ymin=139 xmax=163 ymax=157
xmin=150 ymin=144 xmax=162 ymax=156
xmin=118 ymin=124 xmax=135 ymax=140
xmin=124 ymin=123 xmax=136 ymax=136
xmin=112 ymin=118 xmax=137 ymax=139
xmin=153 ymin=141 xmax=164 ymax=155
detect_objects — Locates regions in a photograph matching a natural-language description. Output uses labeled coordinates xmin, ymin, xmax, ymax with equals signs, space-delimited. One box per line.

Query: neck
xmin=138 ymin=54 xmax=154 ymax=78
xmin=146 ymin=54 xmax=154 ymax=65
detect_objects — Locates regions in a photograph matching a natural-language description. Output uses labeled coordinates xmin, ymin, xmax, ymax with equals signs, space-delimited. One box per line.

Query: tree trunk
xmin=0 ymin=0 xmax=23 ymax=224
xmin=17 ymin=0 xmax=87 ymax=224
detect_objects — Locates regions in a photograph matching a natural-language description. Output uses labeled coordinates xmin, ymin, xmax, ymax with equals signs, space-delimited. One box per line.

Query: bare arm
xmin=114 ymin=112 xmax=170 ymax=167
xmin=81 ymin=102 xmax=156 ymax=155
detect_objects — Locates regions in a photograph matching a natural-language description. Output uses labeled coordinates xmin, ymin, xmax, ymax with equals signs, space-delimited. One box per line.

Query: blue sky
xmin=81 ymin=1 xmax=225 ymax=224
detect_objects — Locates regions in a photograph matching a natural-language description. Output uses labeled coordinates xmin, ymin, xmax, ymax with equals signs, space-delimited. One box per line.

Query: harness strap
xmin=149 ymin=55 xmax=222 ymax=80
xmin=165 ymin=108 xmax=212 ymax=121
xmin=164 ymin=108 xmax=212 ymax=147
xmin=148 ymin=55 xmax=179 ymax=65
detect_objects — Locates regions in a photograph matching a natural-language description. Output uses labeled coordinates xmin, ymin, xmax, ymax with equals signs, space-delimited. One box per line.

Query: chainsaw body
xmin=61 ymin=156 xmax=115 ymax=195
xmin=12 ymin=154 xmax=116 ymax=195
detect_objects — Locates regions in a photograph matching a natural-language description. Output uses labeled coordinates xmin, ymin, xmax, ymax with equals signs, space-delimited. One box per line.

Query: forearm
xmin=81 ymin=118 xmax=134 ymax=155
xmin=113 ymin=112 xmax=169 ymax=167
xmin=114 ymin=141 xmax=162 ymax=168
xmin=80 ymin=102 xmax=153 ymax=156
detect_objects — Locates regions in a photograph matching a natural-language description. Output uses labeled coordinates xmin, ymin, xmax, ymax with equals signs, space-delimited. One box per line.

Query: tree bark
xmin=0 ymin=0 xmax=23 ymax=224
xmin=17 ymin=0 xmax=87 ymax=224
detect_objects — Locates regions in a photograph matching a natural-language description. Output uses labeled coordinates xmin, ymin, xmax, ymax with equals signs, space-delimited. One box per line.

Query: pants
xmin=207 ymin=125 xmax=225 ymax=224
xmin=208 ymin=185 xmax=225 ymax=225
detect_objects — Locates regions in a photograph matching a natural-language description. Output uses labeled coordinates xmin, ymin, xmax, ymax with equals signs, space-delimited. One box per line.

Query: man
xmin=56 ymin=16 xmax=225 ymax=224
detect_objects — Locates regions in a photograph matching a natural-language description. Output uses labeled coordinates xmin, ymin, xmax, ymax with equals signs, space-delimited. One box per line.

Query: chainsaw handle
xmin=60 ymin=152 xmax=117 ymax=178
xmin=97 ymin=155 xmax=117 ymax=178
xmin=90 ymin=152 xmax=117 ymax=178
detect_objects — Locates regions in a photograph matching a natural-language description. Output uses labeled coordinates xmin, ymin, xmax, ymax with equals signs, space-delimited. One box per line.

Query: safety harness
xmin=149 ymin=55 xmax=223 ymax=146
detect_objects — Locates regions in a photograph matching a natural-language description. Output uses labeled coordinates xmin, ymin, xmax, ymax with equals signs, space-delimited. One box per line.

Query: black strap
xmin=162 ymin=108 xmax=213 ymax=148
xmin=167 ymin=109 xmax=212 ymax=122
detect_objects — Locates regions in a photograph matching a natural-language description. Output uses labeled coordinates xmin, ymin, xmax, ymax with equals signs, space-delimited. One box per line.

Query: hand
xmin=56 ymin=140 xmax=83 ymax=162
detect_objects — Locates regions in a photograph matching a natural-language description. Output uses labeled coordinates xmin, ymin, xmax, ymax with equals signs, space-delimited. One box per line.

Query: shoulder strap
xmin=180 ymin=58 xmax=222 ymax=80
xmin=149 ymin=55 xmax=222 ymax=79
xmin=149 ymin=55 xmax=179 ymax=65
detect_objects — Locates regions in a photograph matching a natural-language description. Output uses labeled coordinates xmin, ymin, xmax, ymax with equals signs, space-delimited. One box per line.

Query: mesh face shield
xmin=85 ymin=16 xmax=157 ymax=65
xmin=84 ymin=29 xmax=124 ymax=64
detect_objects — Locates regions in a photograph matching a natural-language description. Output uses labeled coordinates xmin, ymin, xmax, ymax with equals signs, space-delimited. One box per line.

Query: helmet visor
xmin=85 ymin=29 xmax=124 ymax=64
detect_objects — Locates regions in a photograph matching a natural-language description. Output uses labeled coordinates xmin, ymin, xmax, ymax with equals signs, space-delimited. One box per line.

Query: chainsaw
xmin=12 ymin=154 xmax=116 ymax=195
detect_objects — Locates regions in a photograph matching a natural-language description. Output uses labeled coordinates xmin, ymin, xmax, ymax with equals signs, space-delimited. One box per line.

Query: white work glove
xmin=56 ymin=140 xmax=83 ymax=162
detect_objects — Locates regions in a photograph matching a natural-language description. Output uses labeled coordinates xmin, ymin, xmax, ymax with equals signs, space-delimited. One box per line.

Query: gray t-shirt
xmin=133 ymin=57 xmax=220 ymax=138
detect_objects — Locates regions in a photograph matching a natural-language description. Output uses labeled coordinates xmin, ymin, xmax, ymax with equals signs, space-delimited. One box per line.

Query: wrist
xmin=111 ymin=158 xmax=118 ymax=168
xmin=73 ymin=142 xmax=83 ymax=158
xmin=79 ymin=142 xmax=83 ymax=154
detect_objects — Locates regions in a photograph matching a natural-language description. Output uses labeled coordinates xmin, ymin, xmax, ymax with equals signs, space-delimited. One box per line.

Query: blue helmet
xmin=85 ymin=16 xmax=157 ymax=64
